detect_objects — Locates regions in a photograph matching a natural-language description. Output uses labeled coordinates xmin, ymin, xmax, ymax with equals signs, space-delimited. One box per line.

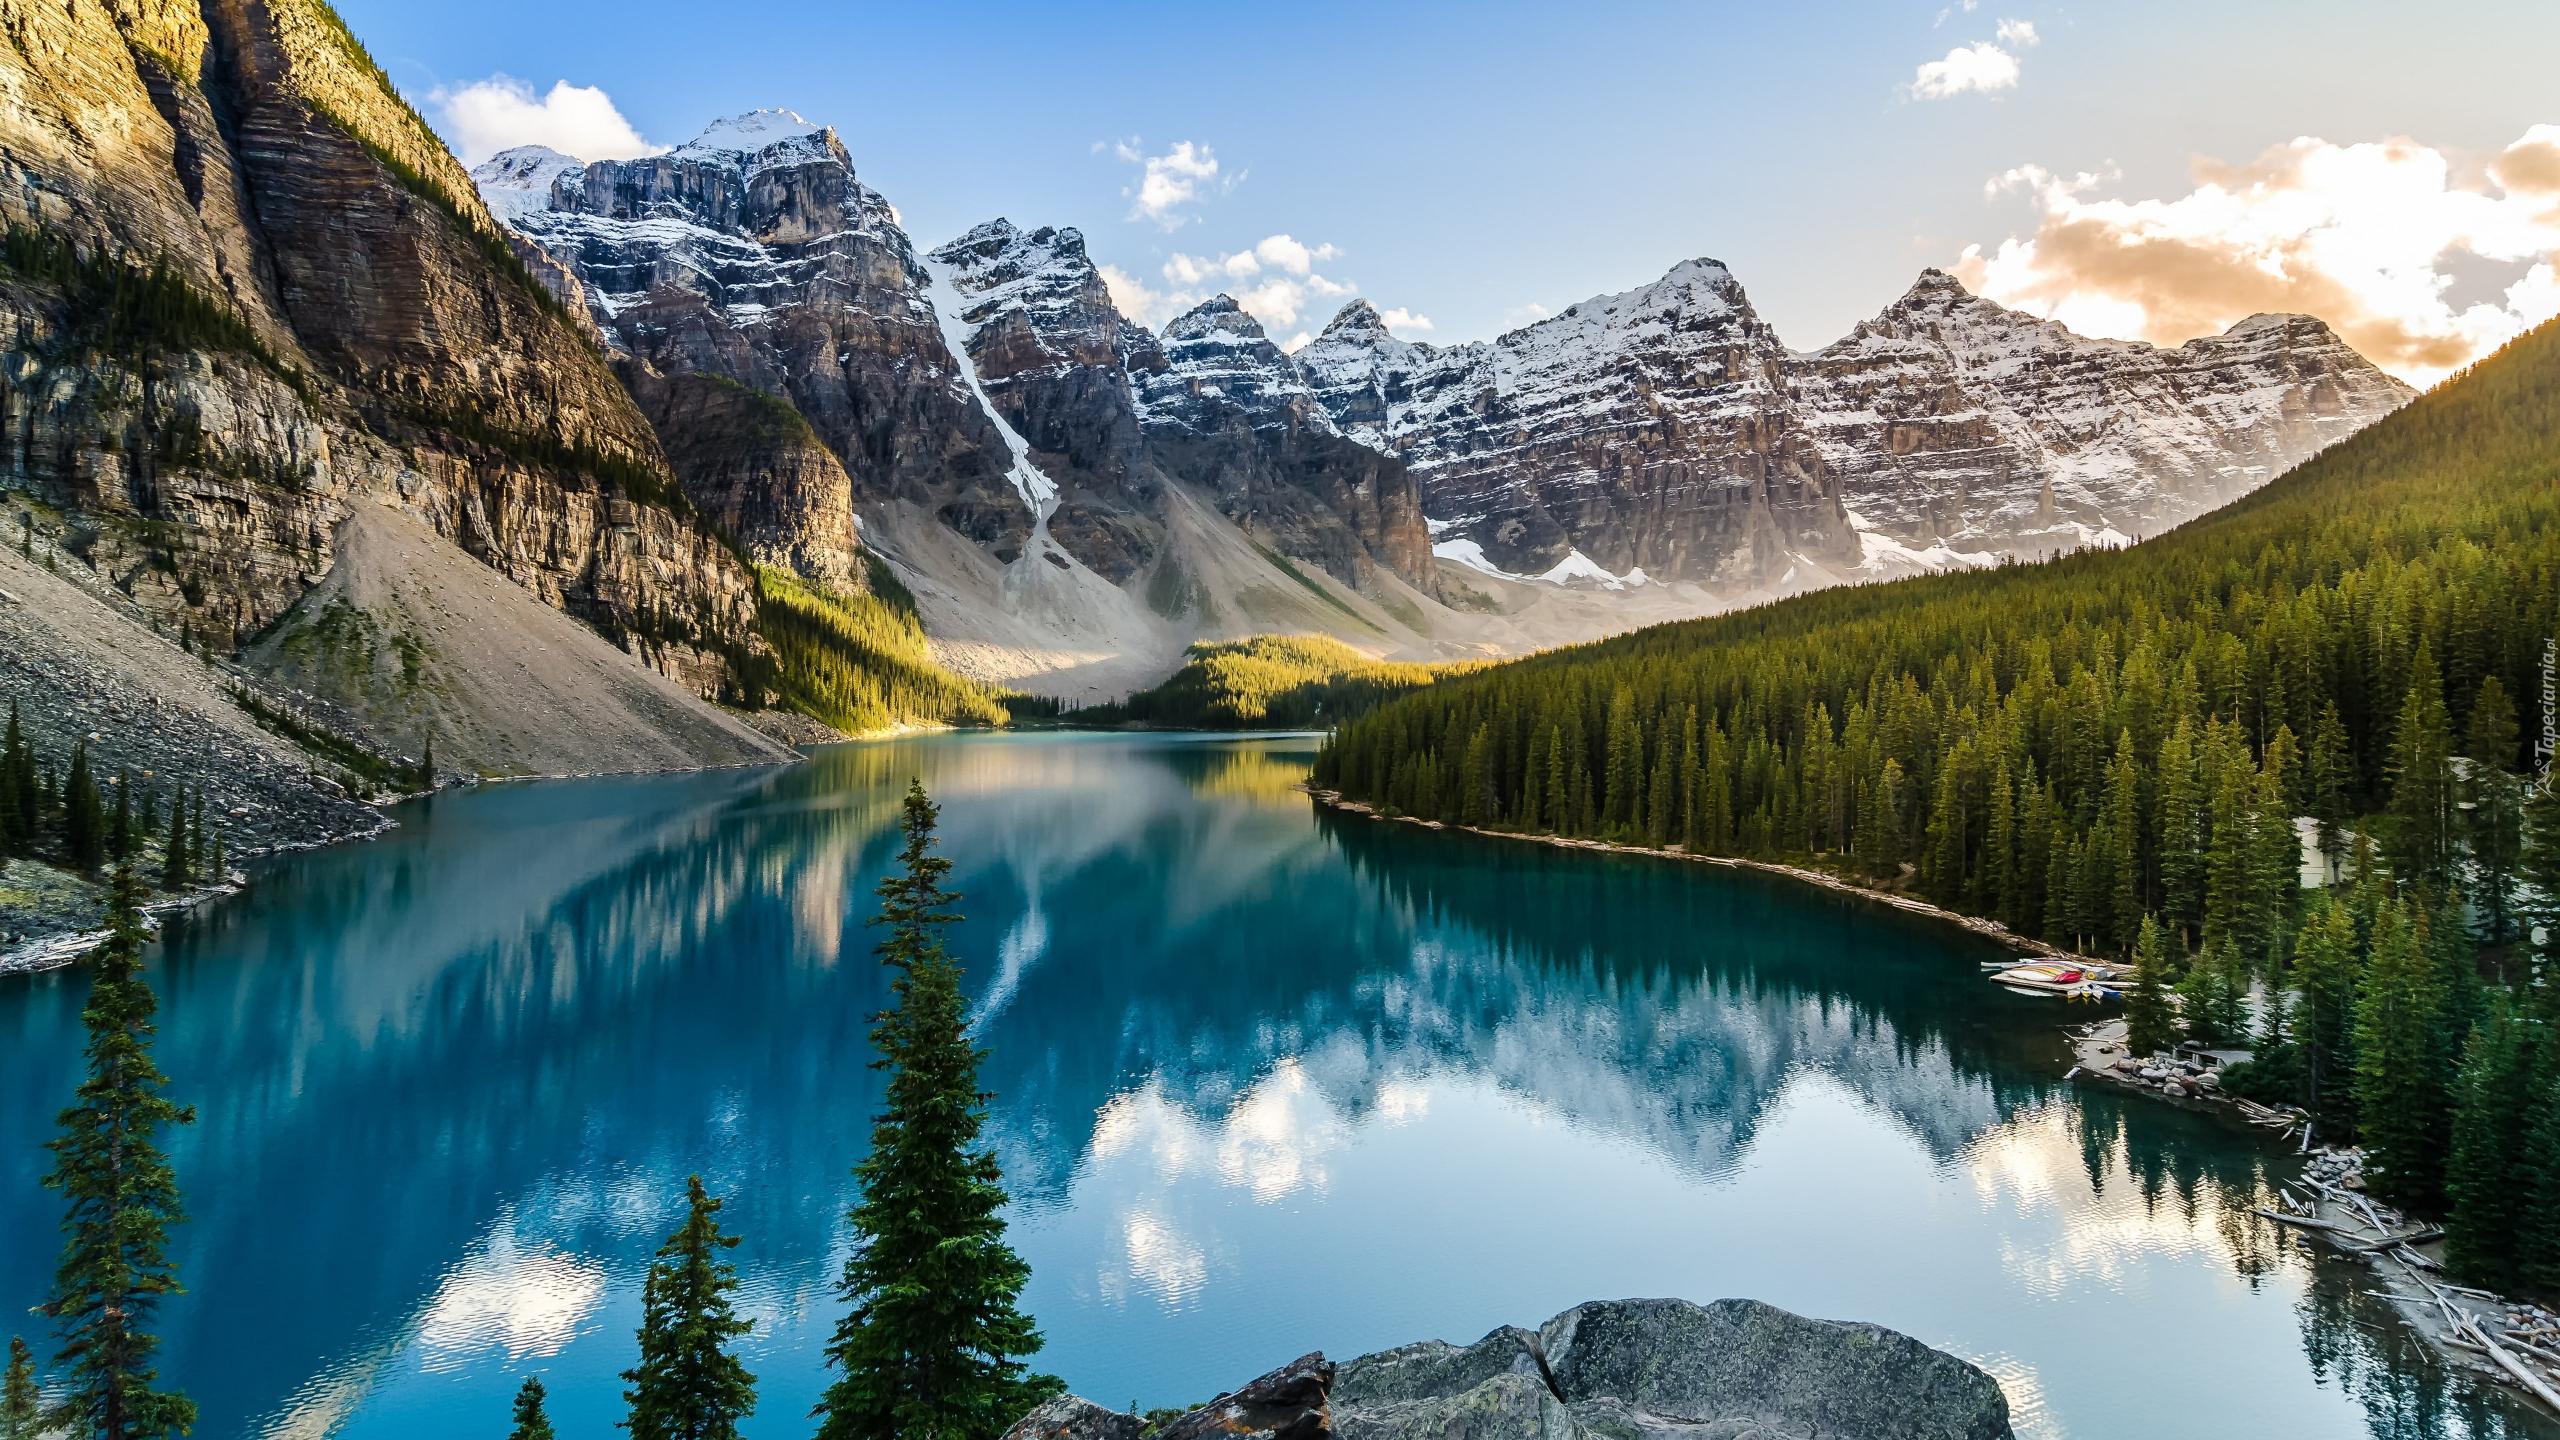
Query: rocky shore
xmin=1010 ymin=1298 xmax=2013 ymax=1440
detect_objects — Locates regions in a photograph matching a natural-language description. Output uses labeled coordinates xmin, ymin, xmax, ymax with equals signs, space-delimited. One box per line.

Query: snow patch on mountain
xmin=922 ymin=261 xmax=1061 ymax=521
xmin=468 ymin=145 xmax=585 ymax=223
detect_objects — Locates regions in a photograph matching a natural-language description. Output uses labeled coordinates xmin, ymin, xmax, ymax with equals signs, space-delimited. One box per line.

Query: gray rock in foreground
xmin=1007 ymin=1298 xmax=2011 ymax=1440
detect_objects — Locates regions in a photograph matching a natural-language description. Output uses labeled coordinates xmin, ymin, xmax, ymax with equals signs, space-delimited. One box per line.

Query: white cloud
xmin=1115 ymin=140 xmax=1234 ymax=230
xmin=429 ymin=75 xmax=664 ymax=166
xmin=1956 ymin=124 xmax=2560 ymax=387
xmin=1378 ymin=307 xmax=1435 ymax=336
xmin=1908 ymin=41 xmax=2022 ymax=100
xmin=1103 ymin=235 xmax=1356 ymax=330
xmin=1995 ymin=17 xmax=2039 ymax=46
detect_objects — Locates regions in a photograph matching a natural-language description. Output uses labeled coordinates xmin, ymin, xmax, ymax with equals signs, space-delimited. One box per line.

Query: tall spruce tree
xmin=2 ymin=1337 xmax=38 ymax=1440
xmin=2445 ymin=997 xmax=2540 ymax=1286
xmin=624 ymin=1175 xmax=757 ymax=1440
xmin=2355 ymin=899 xmax=2449 ymax=1211
xmin=0 ymin=701 xmax=26 ymax=857
xmin=109 ymin=772 xmax=132 ymax=863
xmin=2289 ymin=900 xmax=2361 ymax=1128
xmin=509 ymin=1376 xmax=556 ymax=1440
xmin=62 ymin=742 xmax=103 ymax=873
xmin=814 ymin=782 xmax=1058 ymax=1440
xmin=41 ymin=867 xmax=196 ymax=1440
xmin=2523 ymin=778 xmax=2560 ymax=957
xmin=2125 ymin=916 xmax=2181 ymax=1058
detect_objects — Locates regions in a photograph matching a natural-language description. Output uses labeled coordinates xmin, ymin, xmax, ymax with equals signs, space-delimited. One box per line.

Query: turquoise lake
xmin=0 ymin=730 xmax=2546 ymax=1439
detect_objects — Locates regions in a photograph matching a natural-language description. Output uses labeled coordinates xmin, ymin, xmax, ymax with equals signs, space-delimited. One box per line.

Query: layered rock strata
xmin=0 ymin=0 xmax=764 ymax=727
xmin=1297 ymin=268 xmax=2414 ymax=588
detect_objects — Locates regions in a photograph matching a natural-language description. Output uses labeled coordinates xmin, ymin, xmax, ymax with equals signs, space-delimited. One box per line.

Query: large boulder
xmin=1538 ymin=1299 xmax=2010 ymax=1440
xmin=1011 ymin=1299 xmax=2009 ymax=1440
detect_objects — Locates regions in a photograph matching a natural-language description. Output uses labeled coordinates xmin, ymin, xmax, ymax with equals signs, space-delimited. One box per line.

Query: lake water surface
xmin=0 ymin=732 xmax=2545 ymax=1440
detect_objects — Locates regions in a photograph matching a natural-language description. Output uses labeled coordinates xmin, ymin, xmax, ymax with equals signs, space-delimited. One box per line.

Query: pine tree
xmin=2156 ymin=720 xmax=2203 ymax=943
xmin=110 ymin=772 xmax=132 ymax=862
xmin=509 ymin=1376 xmax=556 ymax=1440
xmin=2356 ymin=900 xmax=2449 ymax=1211
xmin=2469 ymin=675 xmax=2523 ymax=771
xmin=2445 ymin=997 xmax=2540 ymax=1286
xmin=0 ymin=701 xmax=26 ymax=858
xmin=2178 ymin=935 xmax=2248 ymax=1048
xmin=815 ymin=782 xmax=1058 ymax=1440
xmin=2125 ymin=915 xmax=2181 ymax=1058
xmin=2307 ymin=701 xmax=2354 ymax=873
xmin=624 ymin=1175 xmax=757 ymax=1440
xmin=2290 ymin=900 xmax=2361 ymax=1127
xmin=63 ymin=742 xmax=103 ymax=873
xmin=41 ymin=867 xmax=197 ymax=1440
xmin=2472 ymin=762 xmax=2526 ymax=941
xmin=2387 ymin=648 xmax=2457 ymax=886
xmin=2524 ymin=778 xmax=2560 ymax=957
xmin=2 ymin=1336 xmax=39 ymax=1440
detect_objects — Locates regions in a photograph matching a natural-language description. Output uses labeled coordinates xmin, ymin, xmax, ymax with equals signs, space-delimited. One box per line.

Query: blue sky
xmin=348 ymin=0 xmax=2560 ymax=380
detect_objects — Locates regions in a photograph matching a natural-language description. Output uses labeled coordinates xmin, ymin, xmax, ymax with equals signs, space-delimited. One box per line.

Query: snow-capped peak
xmin=1318 ymin=299 xmax=1392 ymax=344
xmin=674 ymin=108 xmax=820 ymax=157
xmin=1163 ymin=294 xmax=1267 ymax=343
xmin=469 ymin=144 xmax=585 ymax=222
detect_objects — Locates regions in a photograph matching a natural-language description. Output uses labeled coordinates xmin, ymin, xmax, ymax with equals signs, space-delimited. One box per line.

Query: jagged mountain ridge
xmin=482 ymin=107 xmax=2411 ymax=698
xmin=485 ymin=126 xmax=1461 ymax=697
xmin=1297 ymin=263 xmax=2415 ymax=589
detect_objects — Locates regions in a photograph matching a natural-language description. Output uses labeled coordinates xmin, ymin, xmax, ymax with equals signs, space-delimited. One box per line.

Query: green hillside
xmin=1082 ymin=635 xmax=1484 ymax=729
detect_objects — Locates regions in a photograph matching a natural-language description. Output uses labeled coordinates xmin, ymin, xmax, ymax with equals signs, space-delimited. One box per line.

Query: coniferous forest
xmin=1315 ymin=314 xmax=2560 ymax=1272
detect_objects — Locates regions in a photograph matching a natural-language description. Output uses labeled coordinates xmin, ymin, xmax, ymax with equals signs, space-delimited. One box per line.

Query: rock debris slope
xmin=1004 ymin=1297 xmax=2012 ymax=1440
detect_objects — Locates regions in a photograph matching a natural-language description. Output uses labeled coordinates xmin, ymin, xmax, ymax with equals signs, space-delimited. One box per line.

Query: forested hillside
xmin=1318 ymin=313 xmax=2560 ymax=1270
xmin=1320 ymin=313 xmax=2560 ymax=940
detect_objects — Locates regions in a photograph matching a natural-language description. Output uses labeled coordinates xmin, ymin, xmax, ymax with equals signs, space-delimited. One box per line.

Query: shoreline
xmin=1300 ymin=783 xmax=2560 ymax=1419
xmin=0 ymin=749 xmax=808 ymax=977
xmin=1298 ymin=783 xmax=2076 ymax=959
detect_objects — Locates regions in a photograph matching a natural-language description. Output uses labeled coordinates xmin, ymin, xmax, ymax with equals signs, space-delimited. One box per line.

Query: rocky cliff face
xmin=1299 ymin=265 xmax=2414 ymax=591
xmin=1006 ymin=1298 xmax=2013 ymax=1440
xmin=491 ymin=113 xmax=1037 ymax=563
xmin=1133 ymin=295 xmax=1437 ymax=594
xmin=1297 ymin=263 xmax=1859 ymax=589
xmin=1792 ymin=270 xmax=2416 ymax=563
xmin=0 ymin=0 xmax=762 ymax=722
xmin=926 ymin=220 xmax=1164 ymax=582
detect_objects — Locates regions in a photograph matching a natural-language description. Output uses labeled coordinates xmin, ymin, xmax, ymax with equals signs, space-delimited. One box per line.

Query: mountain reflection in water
xmin=0 ymin=732 xmax=2543 ymax=1440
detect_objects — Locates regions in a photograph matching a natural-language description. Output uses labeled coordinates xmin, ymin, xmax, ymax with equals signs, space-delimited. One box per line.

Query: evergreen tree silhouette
xmin=815 ymin=781 xmax=1059 ymax=1440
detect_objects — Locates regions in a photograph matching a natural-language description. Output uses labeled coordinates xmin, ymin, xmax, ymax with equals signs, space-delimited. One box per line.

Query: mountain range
xmin=481 ymin=111 xmax=2411 ymax=684
xmin=0 ymin=0 xmax=2411 ymax=809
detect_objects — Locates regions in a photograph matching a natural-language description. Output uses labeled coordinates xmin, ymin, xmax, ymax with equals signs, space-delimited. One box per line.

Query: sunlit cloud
xmin=1907 ymin=41 xmax=2022 ymax=100
xmin=429 ymin=75 xmax=665 ymax=165
xmin=1114 ymin=139 xmax=1235 ymax=229
xmin=1956 ymin=124 xmax=2560 ymax=387
xmin=1103 ymin=235 xmax=1357 ymax=331
xmin=1378 ymin=306 xmax=1435 ymax=336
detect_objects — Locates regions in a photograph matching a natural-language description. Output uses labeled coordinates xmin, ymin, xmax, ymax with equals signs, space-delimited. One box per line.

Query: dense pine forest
xmin=1317 ymin=314 xmax=2560 ymax=1273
